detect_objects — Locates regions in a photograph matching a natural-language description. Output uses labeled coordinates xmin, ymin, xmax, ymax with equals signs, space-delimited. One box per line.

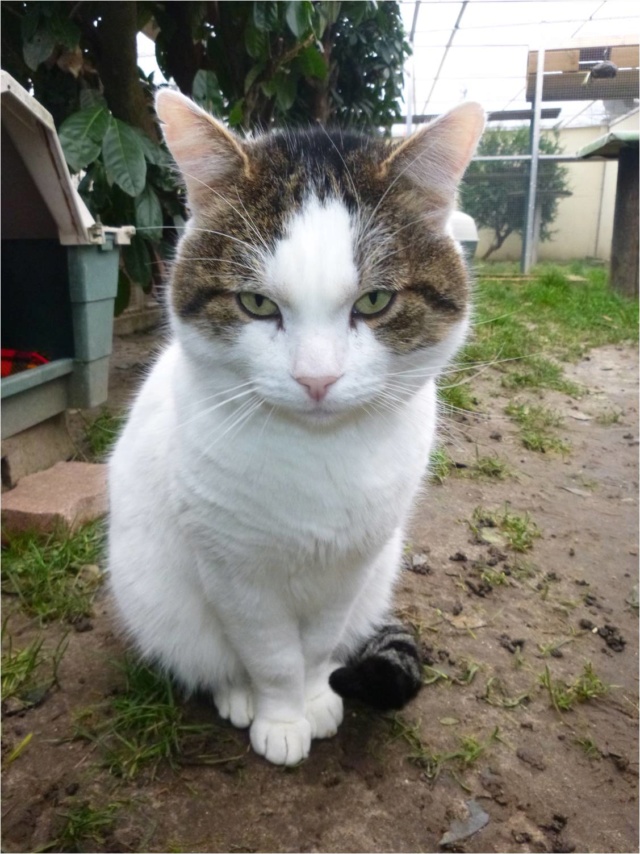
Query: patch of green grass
xmin=1 ymin=624 xmax=67 ymax=709
xmin=505 ymin=401 xmax=570 ymax=454
xmin=83 ymin=409 xmax=126 ymax=461
xmin=389 ymin=715 xmax=499 ymax=782
xmin=437 ymin=376 xmax=477 ymax=412
xmin=468 ymin=453 xmax=511 ymax=480
xmin=595 ymin=409 xmax=622 ymax=425
xmin=452 ymin=265 xmax=638 ymax=399
xmin=1 ymin=521 xmax=105 ymax=624
xmin=429 ymin=446 xmax=456 ymax=484
xmin=574 ymin=736 xmax=601 ymax=760
xmin=540 ymin=661 xmax=610 ymax=712
xmin=471 ymin=505 xmax=541 ymax=552
xmin=75 ymin=655 xmax=244 ymax=779
xmin=45 ymin=802 xmax=121 ymax=852
xmin=480 ymin=567 xmax=509 ymax=587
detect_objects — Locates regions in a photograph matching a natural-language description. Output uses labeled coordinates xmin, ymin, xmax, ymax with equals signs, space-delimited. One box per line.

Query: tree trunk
xmin=91 ymin=2 xmax=159 ymax=141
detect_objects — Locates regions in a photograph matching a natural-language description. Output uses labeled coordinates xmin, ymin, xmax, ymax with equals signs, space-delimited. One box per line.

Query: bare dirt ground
xmin=2 ymin=328 xmax=638 ymax=853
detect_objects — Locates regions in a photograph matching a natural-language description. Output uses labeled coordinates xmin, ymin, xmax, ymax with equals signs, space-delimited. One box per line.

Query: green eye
xmin=353 ymin=290 xmax=395 ymax=317
xmin=237 ymin=292 xmax=280 ymax=318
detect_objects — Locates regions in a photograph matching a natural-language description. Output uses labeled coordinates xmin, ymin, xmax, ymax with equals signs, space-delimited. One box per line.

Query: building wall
xmin=475 ymin=111 xmax=638 ymax=262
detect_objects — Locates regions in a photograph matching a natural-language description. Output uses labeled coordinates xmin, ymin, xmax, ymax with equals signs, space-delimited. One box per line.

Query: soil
xmin=2 ymin=329 xmax=638 ymax=853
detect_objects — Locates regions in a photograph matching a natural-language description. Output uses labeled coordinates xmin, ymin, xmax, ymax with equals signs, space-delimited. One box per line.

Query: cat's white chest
xmin=173 ymin=366 xmax=435 ymax=569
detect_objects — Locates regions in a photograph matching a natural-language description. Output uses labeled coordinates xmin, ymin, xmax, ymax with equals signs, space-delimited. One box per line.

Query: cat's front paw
xmin=214 ymin=684 xmax=254 ymax=729
xmin=305 ymin=685 xmax=343 ymax=739
xmin=250 ymin=717 xmax=311 ymax=766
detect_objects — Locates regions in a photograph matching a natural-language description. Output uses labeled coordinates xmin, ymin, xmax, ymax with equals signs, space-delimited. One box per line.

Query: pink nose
xmin=295 ymin=375 xmax=341 ymax=402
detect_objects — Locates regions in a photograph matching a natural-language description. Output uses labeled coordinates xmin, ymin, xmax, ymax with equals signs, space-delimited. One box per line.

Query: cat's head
xmin=156 ymin=90 xmax=484 ymax=424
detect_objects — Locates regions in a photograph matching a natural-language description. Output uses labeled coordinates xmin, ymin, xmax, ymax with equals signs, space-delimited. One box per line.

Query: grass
xmin=429 ymin=446 xmax=456 ymax=484
xmin=1 ymin=521 xmax=105 ymax=624
xmin=471 ymin=505 xmax=541 ymax=552
xmin=504 ymin=401 xmax=570 ymax=454
xmin=429 ymin=448 xmax=511 ymax=484
xmin=44 ymin=802 xmax=122 ymax=852
xmin=83 ymin=409 xmax=126 ymax=461
xmin=468 ymin=453 xmax=511 ymax=480
xmin=74 ymin=655 xmax=244 ymax=779
xmin=1 ymin=624 xmax=67 ymax=709
xmin=540 ymin=661 xmax=610 ymax=712
xmin=445 ymin=264 xmax=638 ymax=400
xmin=389 ymin=715 xmax=499 ymax=782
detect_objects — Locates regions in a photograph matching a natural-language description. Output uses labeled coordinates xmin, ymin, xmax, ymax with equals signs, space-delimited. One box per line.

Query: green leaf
xmin=253 ymin=1 xmax=279 ymax=31
xmin=274 ymin=73 xmax=297 ymax=112
xmin=192 ymin=70 xmax=225 ymax=115
xmin=102 ymin=119 xmax=147 ymax=197
xmin=23 ymin=28 xmax=55 ymax=71
xmin=245 ymin=22 xmax=269 ymax=60
xmin=285 ymin=1 xmax=313 ymax=37
xmin=131 ymin=128 xmax=171 ymax=167
xmin=135 ymin=185 xmax=163 ymax=243
xmin=79 ymin=89 xmax=107 ymax=111
xmin=228 ymin=100 xmax=245 ymax=127
xmin=122 ymin=237 xmax=151 ymax=291
xmin=296 ymin=45 xmax=327 ymax=80
xmin=58 ymin=106 xmax=110 ymax=172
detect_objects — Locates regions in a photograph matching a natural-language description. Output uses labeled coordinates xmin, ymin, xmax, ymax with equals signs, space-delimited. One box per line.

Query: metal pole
xmin=406 ymin=1 xmax=421 ymax=136
xmin=521 ymin=46 xmax=545 ymax=273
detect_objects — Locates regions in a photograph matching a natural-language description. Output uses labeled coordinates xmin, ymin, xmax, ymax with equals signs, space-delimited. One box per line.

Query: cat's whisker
xmin=179 ymin=257 xmax=258 ymax=275
xmin=172 ymin=385 xmax=258 ymax=433
xmin=202 ymin=397 xmax=264 ymax=456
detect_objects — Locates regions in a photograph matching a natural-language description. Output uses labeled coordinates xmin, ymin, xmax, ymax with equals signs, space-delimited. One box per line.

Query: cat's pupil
xmin=255 ymin=294 xmax=264 ymax=307
xmin=368 ymin=293 xmax=379 ymax=306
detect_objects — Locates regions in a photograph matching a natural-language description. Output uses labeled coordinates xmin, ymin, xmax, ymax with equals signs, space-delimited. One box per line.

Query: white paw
xmin=250 ymin=717 xmax=311 ymax=766
xmin=305 ymin=685 xmax=343 ymax=740
xmin=214 ymin=684 xmax=254 ymax=729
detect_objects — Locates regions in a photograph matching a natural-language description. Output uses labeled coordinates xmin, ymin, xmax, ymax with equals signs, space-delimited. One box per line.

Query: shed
xmin=1 ymin=72 xmax=134 ymax=485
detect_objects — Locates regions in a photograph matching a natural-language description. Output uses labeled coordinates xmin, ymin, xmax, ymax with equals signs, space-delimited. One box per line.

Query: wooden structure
xmin=526 ymin=43 xmax=639 ymax=102
xmin=578 ymin=131 xmax=639 ymax=297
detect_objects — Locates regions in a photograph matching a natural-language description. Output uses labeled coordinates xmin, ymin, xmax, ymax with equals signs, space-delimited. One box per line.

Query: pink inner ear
xmin=155 ymin=90 xmax=249 ymax=205
xmin=386 ymin=102 xmax=485 ymax=203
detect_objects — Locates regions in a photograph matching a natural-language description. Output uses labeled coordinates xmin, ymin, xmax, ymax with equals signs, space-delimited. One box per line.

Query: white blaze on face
xmin=264 ymin=197 xmax=360 ymax=384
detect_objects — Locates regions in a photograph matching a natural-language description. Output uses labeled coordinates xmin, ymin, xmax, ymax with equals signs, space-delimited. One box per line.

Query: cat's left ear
xmin=155 ymin=89 xmax=251 ymax=209
xmin=381 ymin=102 xmax=485 ymax=224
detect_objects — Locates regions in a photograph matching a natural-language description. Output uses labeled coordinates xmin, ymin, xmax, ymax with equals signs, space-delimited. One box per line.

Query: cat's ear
xmin=381 ymin=102 xmax=485 ymax=224
xmin=155 ymin=89 xmax=250 ymax=208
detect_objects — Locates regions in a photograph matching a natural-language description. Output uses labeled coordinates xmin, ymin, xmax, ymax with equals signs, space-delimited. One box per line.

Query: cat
xmin=107 ymin=89 xmax=484 ymax=766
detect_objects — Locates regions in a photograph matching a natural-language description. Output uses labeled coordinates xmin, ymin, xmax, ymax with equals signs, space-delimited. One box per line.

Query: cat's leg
xmin=195 ymin=555 xmax=311 ymax=766
xmin=213 ymin=678 xmax=254 ymax=729
xmin=300 ymin=531 xmax=404 ymax=738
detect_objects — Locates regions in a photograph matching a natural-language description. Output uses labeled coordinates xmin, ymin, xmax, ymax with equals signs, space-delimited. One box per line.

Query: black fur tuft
xmin=329 ymin=623 xmax=422 ymax=711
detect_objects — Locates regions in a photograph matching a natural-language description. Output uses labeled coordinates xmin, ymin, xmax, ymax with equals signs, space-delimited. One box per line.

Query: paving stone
xmin=1 ymin=461 xmax=107 ymax=535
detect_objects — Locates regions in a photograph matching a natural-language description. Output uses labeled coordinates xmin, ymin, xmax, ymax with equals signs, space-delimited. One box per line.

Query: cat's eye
xmin=352 ymin=290 xmax=395 ymax=317
xmin=237 ymin=292 xmax=280 ymax=318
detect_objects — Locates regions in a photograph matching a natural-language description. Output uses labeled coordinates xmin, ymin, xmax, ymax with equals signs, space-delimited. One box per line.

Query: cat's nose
xmin=295 ymin=375 xmax=341 ymax=402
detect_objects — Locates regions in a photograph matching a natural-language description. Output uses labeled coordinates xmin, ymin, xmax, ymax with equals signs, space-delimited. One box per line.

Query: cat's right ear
xmin=155 ymin=89 xmax=250 ymax=208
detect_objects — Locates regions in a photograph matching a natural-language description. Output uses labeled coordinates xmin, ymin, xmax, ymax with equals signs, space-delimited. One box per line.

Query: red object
xmin=1 ymin=348 xmax=49 ymax=378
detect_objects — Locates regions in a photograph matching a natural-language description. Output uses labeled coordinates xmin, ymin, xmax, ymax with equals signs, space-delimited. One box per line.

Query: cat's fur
xmin=108 ymin=91 xmax=484 ymax=766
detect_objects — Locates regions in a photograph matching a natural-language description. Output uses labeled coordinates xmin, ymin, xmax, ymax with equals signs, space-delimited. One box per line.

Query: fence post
xmin=521 ymin=46 xmax=545 ymax=274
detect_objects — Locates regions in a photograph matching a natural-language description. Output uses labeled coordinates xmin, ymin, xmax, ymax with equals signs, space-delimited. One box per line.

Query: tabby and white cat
xmin=108 ymin=90 xmax=484 ymax=766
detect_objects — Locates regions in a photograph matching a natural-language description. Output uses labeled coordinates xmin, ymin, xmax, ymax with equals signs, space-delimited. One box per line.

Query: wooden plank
xmin=610 ymin=45 xmax=640 ymax=69
xmin=527 ymin=49 xmax=579 ymax=75
xmin=526 ymin=68 xmax=639 ymax=101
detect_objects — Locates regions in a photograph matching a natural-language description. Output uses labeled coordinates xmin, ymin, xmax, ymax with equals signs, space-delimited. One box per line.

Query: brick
xmin=1 ymin=461 xmax=107 ymax=535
